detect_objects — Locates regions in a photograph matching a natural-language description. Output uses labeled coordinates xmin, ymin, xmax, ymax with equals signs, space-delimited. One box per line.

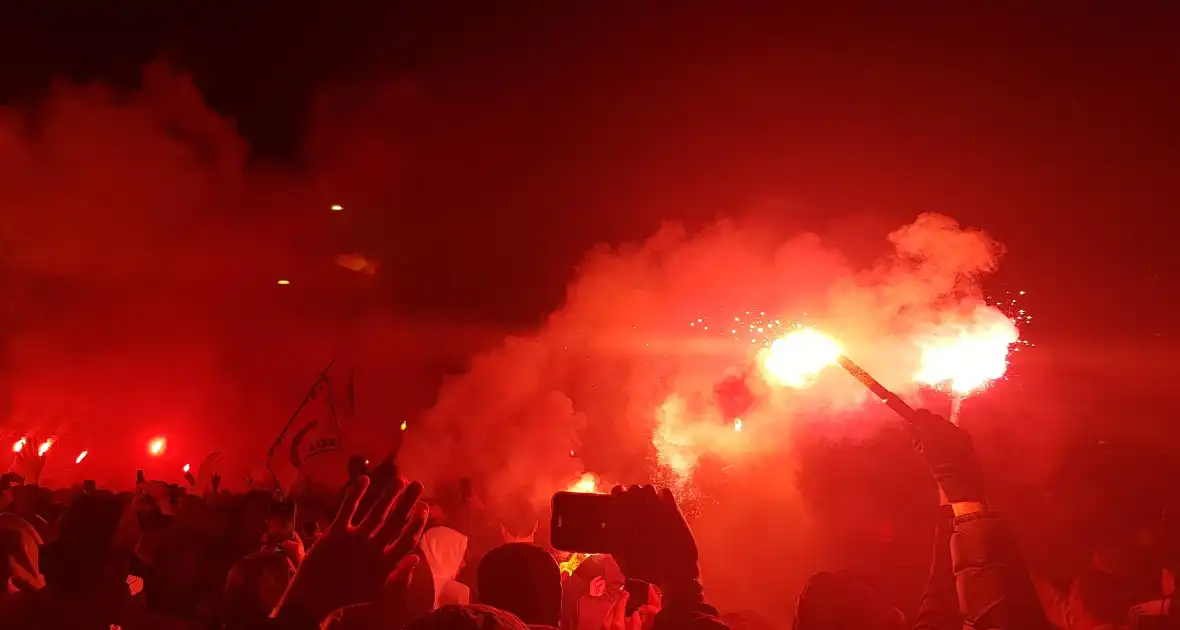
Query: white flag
xmin=266 ymin=362 xmax=351 ymax=495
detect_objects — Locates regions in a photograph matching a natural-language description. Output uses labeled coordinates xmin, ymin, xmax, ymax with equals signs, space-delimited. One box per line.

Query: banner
xmin=266 ymin=361 xmax=352 ymax=495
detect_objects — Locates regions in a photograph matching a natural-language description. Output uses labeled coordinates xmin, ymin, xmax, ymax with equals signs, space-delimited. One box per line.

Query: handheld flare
xmin=835 ymin=355 xmax=916 ymax=421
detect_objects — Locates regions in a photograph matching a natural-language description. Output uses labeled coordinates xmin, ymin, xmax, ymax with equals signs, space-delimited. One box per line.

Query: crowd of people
xmin=1 ymin=410 xmax=1176 ymax=630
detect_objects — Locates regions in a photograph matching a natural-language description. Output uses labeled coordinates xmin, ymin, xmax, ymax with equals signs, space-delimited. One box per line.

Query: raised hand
xmin=909 ymin=409 xmax=985 ymax=503
xmin=194 ymin=452 xmax=225 ymax=496
xmin=602 ymin=592 xmax=637 ymax=630
xmin=13 ymin=445 xmax=46 ymax=485
xmin=275 ymin=475 xmax=428 ymax=623
xmin=609 ymin=485 xmax=700 ymax=602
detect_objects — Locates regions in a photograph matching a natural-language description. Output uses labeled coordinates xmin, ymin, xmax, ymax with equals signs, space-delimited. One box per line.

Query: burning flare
xmin=761 ymin=328 xmax=842 ymax=388
xmin=149 ymin=437 xmax=167 ymax=456
xmin=37 ymin=438 xmax=54 ymax=457
xmin=12 ymin=437 xmax=27 ymax=453
xmin=567 ymin=473 xmax=601 ymax=494
xmin=914 ymin=307 xmax=1020 ymax=394
xmin=75 ymin=450 xmax=88 ymax=464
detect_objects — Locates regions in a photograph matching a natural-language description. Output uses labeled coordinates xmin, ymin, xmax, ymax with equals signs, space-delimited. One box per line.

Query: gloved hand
xmin=909 ymin=409 xmax=985 ymax=503
xmin=610 ymin=485 xmax=700 ymax=598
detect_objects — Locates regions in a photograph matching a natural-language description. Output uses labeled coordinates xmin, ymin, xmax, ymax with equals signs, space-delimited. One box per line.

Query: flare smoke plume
xmin=401 ymin=212 xmax=1010 ymax=501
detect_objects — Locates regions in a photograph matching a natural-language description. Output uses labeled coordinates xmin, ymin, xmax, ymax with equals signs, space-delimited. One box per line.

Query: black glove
xmin=909 ymin=409 xmax=985 ymax=503
xmin=611 ymin=485 xmax=702 ymax=606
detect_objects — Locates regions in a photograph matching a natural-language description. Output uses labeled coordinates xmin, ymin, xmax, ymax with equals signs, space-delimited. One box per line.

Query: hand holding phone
xmin=623 ymin=579 xmax=658 ymax=617
xmin=553 ymin=485 xmax=700 ymax=590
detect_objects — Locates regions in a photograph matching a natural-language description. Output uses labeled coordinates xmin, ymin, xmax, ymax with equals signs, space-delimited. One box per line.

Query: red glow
xmin=148 ymin=437 xmax=167 ymax=456
xmin=76 ymin=450 xmax=88 ymax=464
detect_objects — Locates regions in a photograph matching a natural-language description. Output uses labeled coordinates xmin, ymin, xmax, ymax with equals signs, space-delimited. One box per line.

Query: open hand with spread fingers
xmin=275 ymin=475 xmax=429 ymax=623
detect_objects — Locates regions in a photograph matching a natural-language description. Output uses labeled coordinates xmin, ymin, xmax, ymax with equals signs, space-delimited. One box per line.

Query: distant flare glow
xmin=761 ymin=328 xmax=842 ymax=388
xmin=567 ymin=473 xmax=600 ymax=494
xmin=75 ymin=450 xmax=88 ymax=464
xmin=277 ymin=279 xmax=291 ymax=285
xmin=336 ymin=253 xmax=377 ymax=275
xmin=37 ymin=438 xmax=54 ymax=457
xmin=399 ymin=420 xmax=407 ymax=431
xmin=330 ymin=204 xmax=343 ymax=212
xmin=182 ymin=463 xmax=190 ymax=473
xmin=733 ymin=417 xmax=743 ymax=432
xmin=149 ymin=437 xmax=167 ymax=456
xmin=12 ymin=437 xmax=27 ymax=453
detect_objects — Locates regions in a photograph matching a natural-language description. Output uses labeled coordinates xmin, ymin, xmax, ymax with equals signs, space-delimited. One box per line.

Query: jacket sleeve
xmin=652 ymin=579 xmax=730 ymax=630
xmin=912 ymin=507 xmax=963 ymax=630
xmin=951 ymin=511 xmax=1052 ymax=630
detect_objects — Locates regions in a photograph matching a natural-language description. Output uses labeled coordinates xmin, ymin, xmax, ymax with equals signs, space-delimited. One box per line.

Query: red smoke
xmin=0 ymin=64 xmax=443 ymax=488
xmin=401 ymin=213 xmax=1015 ymax=494
xmin=395 ymin=212 xmax=1019 ymax=616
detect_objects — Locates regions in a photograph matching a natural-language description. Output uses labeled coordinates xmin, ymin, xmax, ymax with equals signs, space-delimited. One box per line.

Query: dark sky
xmin=3 ymin=2 xmax=1176 ymax=364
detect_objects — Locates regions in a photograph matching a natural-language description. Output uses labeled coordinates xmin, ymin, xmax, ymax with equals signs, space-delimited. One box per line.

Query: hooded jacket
xmin=422 ymin=526 xmax=471 ymax=610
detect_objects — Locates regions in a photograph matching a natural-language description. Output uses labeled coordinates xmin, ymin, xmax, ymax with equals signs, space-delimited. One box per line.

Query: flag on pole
xmin=266 ymin=360 xmax=352 ymax=495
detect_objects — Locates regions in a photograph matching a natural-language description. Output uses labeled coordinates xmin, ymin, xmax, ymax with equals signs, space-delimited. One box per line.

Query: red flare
xmin=148 ymin=437 xmax=166 ymax=456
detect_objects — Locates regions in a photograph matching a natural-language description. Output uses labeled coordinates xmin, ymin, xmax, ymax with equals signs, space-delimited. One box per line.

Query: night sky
xmin=3 ymin=3 xmax=1177 ymax=413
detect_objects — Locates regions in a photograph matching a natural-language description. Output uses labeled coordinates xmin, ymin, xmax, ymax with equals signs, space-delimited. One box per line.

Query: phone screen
xmin=550 ymin=491 xmax=619 ymax=554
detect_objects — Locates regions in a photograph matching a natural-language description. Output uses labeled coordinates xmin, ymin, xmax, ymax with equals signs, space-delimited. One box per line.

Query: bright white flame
xmin=182 ymin=463 xmax=191 ymax=473
xmin=761 ymin=328 xmax=842 ymax=388
xmin=76 ymin=450 xmax=88 ymax=464
xmin=277 ymin=279 xmax=291 ymax=285
xmin=330 ymin=204 xmax=343 ymax=212
xmin=12 ymin=437 xmax=27 ymax=453
xmin=914 ymin=307 xmax=1020 ymax=394
xmin=149 ymin=437 xmax=166 ymax=456
xmin=37 ymin=438 xmax=54 ymax=457
xmin=733 ymin=417 xmax=743 ymax=432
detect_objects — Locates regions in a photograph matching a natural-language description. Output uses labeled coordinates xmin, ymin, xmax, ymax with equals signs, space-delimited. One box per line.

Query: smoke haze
xmin=402 ymin=212 xmax=1008 ymax=494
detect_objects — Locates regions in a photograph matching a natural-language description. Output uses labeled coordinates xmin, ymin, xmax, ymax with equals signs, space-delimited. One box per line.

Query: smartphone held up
xmin=550 ymin=490 xmax=623 ymax=554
